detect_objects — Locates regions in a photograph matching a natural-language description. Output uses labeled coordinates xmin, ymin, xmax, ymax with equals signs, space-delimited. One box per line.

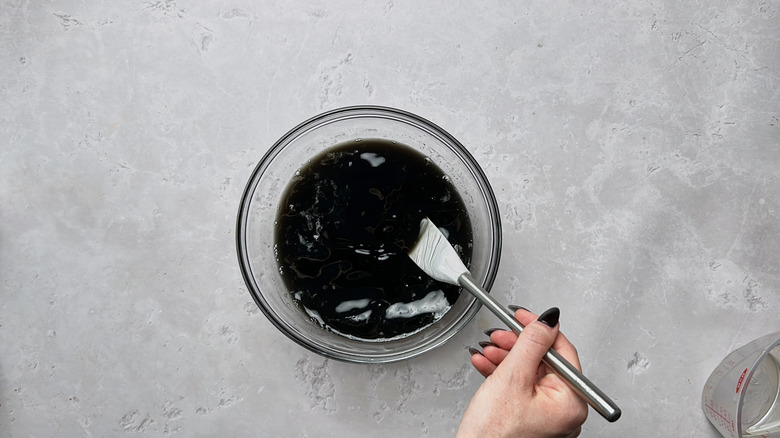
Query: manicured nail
xmin=508 ymin=305 xmax=528 ymax=313
xmin=483 ymin=328 xmax=502 ymax=336
xmin=537 ymin=307 xmax=560 ymax=327
xmin=478 ymin=341 xmax=497 ymax=349
xmin=468 ymin=347 xmax=482 ymax=356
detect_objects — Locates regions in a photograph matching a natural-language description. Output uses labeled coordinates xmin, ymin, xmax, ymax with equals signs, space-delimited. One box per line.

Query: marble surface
xmin=2 ymin=1 xmax=779 ymax=436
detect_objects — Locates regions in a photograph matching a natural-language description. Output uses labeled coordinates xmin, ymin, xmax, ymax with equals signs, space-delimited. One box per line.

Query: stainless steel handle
xmin=459 ymin=273 xmax=621 ymax=422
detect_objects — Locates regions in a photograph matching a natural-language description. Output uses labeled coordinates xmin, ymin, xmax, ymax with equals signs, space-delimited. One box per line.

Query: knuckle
xmin=520 ymin=323 xmax=554 ymax=350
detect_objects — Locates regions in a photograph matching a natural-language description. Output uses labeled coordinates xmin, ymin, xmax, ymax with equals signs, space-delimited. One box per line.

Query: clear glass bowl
xmin=236 ymin=106 xmax=502 ymax=363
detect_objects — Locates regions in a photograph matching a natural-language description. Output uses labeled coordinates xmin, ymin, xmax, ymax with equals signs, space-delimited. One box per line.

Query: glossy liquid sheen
xmin=275 ymin=139 xmax=473 ymax=340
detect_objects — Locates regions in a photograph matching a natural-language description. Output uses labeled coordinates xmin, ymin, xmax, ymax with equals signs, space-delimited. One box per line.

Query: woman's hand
xmin=456 ymin=307 xmax=588 ymax=438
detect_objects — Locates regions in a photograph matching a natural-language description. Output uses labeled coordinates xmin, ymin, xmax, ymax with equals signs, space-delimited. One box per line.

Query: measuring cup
xmin=702 ymin=331 xmax=780 ymax=437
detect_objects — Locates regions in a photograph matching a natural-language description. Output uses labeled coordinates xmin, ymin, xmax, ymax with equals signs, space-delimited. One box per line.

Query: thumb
xmin=505 ymin=307 xmax=560 ymax=390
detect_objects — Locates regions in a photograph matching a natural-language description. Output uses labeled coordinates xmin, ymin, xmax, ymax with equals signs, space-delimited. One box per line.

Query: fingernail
xmin=483 ymin=328 xmax=502 ymax=336
xmin=508 ymin=305 xmax=528 ymax=312
xmin=467 ymin=347 xmax=482 ymax=356
xmin=537 ymin=307 xmax=560 ymax=327
xmin=478 ymin=341 xmax=497 ymax=349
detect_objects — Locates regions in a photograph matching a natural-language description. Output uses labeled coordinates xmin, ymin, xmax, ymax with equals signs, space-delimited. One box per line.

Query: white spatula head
xmin=407 ymin=218 xmax=470 ymax=285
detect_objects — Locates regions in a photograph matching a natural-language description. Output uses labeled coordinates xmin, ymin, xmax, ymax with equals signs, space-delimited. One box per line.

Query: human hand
xmin=455 ymin=307 xmax=588 ymax=438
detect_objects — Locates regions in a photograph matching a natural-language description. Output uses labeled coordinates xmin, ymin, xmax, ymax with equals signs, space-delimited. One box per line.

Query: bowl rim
xmin=236 ymin=105 xmax=502 ymax=363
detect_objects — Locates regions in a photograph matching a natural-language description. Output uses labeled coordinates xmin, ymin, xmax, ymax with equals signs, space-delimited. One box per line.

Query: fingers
xmin=469 ymin=306 xmax=582 ymax=379
xmin=550 ymin=329 xmax=581 ymax=371
xmin=487 ymin=328 xmax=518 ymax=350
xmin=470 ymin=348 xmax=497 ymax=378
xmin=480 ymin=341 xmax=510 ymax=366
xmin=502 ymin=307 xmax=561 ymax=389
xmin=511 ymin=306 xmax=538 ymax=327
xmin=511 ymin=307 xmax=582 ymax=371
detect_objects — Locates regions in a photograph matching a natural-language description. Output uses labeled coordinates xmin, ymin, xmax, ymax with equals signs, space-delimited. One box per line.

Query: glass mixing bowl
xmin=236 ymin=106 xmax=502 ymax=363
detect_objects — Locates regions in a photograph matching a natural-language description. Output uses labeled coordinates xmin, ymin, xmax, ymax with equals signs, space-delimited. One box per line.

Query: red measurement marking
xmin=704 ymin=403 xmax=736 ymax=434
xmin=736 ymin=368 xmax=749 ymax=393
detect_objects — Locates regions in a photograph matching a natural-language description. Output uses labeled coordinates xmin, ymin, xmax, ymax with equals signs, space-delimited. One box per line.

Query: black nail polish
xmin=537 ymin=307 xmax=560 ymax=327
xmin=483 ymin=328 xmax=502 ymax=336
xmin=508 ymin=305 xmax=528 ymax=312
xmin=468 ymin=347 xmax=482 ymax=356
xmin=478 ymin=341 xmax=496 ymax=349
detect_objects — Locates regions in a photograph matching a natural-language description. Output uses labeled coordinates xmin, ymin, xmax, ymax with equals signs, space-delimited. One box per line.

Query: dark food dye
xmin=275 ymin=139 xmax=473 ymax=340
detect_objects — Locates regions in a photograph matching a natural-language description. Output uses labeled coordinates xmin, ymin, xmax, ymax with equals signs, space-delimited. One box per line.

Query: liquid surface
xmin=275 ymin=139 xmax=473 ymax=340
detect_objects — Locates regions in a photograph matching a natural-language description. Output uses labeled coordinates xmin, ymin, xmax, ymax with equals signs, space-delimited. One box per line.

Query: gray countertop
xmin=2 ymin=1 xmax=779 ymax=436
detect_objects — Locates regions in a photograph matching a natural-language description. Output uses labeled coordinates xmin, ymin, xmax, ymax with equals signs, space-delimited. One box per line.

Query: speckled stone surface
xmin=2 ymin=1 xmax=779 ymax=436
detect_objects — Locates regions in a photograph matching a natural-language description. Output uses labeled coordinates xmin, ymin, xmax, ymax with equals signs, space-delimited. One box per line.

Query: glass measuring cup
xmin=702 ymin=331 xmax=780 ymax=437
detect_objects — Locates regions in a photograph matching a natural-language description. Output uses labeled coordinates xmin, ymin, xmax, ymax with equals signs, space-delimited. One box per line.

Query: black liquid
xmin=275 ymin=139 xmax=473 ymax=340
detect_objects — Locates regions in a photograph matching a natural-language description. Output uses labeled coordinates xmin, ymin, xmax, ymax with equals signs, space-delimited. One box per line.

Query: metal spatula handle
xmin=459 ymin=273 xmax=622 ymax=423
